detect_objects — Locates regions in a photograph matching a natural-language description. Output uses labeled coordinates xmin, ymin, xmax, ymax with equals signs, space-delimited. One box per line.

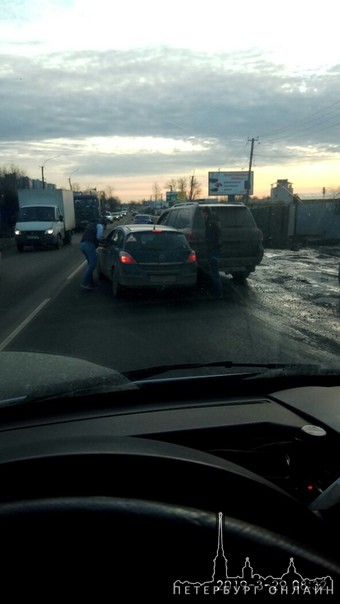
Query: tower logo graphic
xmin=173 ymin=512 xmax=334 ymax=597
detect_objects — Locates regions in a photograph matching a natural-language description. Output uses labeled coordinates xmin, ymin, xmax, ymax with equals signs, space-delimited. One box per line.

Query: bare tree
xmin=187 ymin=174 xmax=202 ymax=200
xmin=0 ymin=163 xmax=26 ymax=179
xmin=177 ymin=177 xmax=187 ymax=201
xmin=152 ymin=182 xmax=162 ymax=201
xmin=165 ymin=174 xmax=202 ymax=202
xmin=165 ymin=178 xmax=178 ymax=192
xmin=326 ymin=186 xmax=340 ymax=199
xmin=105 ymin=185 xmax=115 ymax=199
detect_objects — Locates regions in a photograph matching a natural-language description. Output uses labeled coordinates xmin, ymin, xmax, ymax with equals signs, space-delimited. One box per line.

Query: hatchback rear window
xmin=125 ymin=231 xmax=190 ymax=251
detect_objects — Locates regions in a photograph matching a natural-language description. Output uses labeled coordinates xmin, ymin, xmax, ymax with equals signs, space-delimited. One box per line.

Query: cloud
xmin=1 ymin=45 xmax=340 ymax=198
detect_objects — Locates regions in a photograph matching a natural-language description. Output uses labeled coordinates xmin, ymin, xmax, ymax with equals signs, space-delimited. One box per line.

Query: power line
xmin=268 ymin=103 xmax=340 ymax=143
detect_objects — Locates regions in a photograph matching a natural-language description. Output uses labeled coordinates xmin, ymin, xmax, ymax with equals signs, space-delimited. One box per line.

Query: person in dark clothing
xmin=80 ymin=219 xmax=104 ymax=290
xmin=202 ymin=206 xmax=223 ymax=298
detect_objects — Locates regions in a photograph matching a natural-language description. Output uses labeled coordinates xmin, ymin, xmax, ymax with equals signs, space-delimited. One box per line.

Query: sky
xmin=1 ymin=0 xmax=340 ymax=202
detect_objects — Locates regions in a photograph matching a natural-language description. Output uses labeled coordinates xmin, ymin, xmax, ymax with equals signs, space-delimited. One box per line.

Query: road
xmin=0 ymin=231 xmax=339 ymax=374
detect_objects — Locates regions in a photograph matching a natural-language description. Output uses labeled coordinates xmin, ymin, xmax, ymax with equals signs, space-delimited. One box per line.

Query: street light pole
xmin=68 ymin=168 xmax=79 ymax=191
xmin=40 ymin=155 xmax=60 ymax=189
xmin=41 ymin=164 xmax=46 ymax=188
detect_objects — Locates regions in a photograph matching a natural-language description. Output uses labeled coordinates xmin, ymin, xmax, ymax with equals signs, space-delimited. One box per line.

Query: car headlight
xmin=14 ymin=229 xmax=21 ymax=236
xmin=45 ymin=229 xmax=54 ymax=235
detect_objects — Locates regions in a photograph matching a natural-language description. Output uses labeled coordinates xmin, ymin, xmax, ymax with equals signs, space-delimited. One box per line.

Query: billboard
xmin=166 ymin=191 xmax=179 ymax=203
xmin=208 ymin=171 xmax=254 ymax=196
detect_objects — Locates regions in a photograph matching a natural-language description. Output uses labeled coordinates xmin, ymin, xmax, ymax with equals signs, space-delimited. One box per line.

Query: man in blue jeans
xmin=202 ymin=207 xmax=223 ymax=299
xmin=80 ymin=219 xmax=104 ymax=290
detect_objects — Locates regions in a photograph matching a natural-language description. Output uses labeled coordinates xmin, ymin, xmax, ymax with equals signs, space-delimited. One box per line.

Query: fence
xmin=248 ymin=199 xmax=340 ymax=248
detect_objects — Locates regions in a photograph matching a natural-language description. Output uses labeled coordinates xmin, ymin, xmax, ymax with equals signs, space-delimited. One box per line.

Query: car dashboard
xmin=0 ymin=373 xmax=340 ymax=600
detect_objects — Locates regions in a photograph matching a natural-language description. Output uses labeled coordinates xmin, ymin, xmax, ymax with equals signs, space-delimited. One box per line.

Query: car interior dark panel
xmin=1 ymin=369 xmax=340 ymax=597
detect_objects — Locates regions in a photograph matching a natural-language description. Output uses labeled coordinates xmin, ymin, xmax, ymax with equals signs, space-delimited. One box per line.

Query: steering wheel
xmin=0 ymin=435 xmax=339 ymax=599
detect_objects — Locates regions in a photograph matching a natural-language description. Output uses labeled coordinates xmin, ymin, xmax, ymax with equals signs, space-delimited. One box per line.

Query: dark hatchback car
xmin=97 ymin=224 xmax=197 ymax=296
xmin=157 ymin=202 xmax=264 ymax=281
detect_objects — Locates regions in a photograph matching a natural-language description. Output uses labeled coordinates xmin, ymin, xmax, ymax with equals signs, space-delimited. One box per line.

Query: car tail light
xmin=119 ymin=251 xmax=136 ymax=264
xmin=186 ymin=250 xmax=197 ymax=263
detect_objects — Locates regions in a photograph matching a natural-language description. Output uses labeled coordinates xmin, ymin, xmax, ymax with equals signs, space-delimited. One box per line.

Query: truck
xmin=14 ymin=189 xmax=76 ymax=252
xmin=73 ymin=192 xmax=101 ymax=231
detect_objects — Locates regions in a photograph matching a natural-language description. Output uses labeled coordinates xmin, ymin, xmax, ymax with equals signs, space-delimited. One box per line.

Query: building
xmin=270 ymin=179 xmax=294 ymax=203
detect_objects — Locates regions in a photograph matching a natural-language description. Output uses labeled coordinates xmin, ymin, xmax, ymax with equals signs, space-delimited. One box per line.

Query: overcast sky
xmin=1 ymin=0 xmax=340 ymax=201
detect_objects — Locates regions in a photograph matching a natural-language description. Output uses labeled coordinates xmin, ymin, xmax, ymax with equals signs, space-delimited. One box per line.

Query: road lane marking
xmin=67 ymin=260 xmax=86 ymax=280
xmin=0 ymin=298 xmax=51 ymax=351
xmin=0 ymin=261 xmax=86 ymax=351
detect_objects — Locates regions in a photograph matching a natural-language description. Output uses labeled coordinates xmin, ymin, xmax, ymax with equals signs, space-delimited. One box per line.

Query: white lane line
xmin=67 ymin=261 xmax=86 ymax=280
xmin=0 ymin=298 xmax=51 ymax=351
xmin=0 ymin=261 xmax=86 ymax=351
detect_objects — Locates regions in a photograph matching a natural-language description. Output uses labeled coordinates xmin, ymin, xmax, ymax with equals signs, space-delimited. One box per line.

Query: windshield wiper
xmin=123 ymin=361 xmax=321 ymax=381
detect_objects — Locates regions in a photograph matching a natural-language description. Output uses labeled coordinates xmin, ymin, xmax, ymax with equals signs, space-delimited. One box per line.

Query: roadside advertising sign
xmin=208 ymin=171 xmax=254 ymax=196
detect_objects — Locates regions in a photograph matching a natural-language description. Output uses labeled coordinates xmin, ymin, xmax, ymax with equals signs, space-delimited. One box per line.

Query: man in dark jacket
xmin=202 ymin=207 xmax=223 ymax=298
xmin=80 ymin=219 xmax=104 ymax=290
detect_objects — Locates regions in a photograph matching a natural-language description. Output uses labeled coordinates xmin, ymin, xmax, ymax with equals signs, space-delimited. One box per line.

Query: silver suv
xmin=157 ymin=202 xmax=264 ymax=280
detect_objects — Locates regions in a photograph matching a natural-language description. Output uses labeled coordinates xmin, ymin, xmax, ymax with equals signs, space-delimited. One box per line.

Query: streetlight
xmin=68 ymin=169 xmax=79 ymax=191
xmin=40 ymin=155 xmax=60 ymax=189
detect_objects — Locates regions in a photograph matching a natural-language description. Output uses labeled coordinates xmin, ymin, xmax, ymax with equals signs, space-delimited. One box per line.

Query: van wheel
xmin=16 ymin=244 xmax=24 ymax=252
xmin=64 ymin=231 xmax=72 ymax=245
xmin=55 ymin=235 xmax=62 ymax=249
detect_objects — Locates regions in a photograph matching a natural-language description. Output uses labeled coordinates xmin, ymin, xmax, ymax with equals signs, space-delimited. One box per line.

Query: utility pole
xmin=245 ymin=137 xmax=259 ymax=203
xmin=189 ymin=173 xmax=195 ymax=201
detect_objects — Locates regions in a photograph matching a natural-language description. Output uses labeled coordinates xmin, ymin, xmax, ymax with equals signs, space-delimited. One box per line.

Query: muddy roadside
xmin=248 ymin=246 xmax=340 ymax=359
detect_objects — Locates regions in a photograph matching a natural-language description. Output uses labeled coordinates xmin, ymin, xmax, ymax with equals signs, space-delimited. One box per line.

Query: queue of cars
xmin=103 ymin=210 xmax=127 ymax=223
xmin=97 ymin=201 xmax=264 ymax=297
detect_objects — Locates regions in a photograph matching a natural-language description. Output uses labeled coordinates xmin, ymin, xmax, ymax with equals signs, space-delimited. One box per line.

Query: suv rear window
xmin=212 ymin=206 xmax=256 ymax=228
xmin=125 ymin=231 xmax=189 ymax=251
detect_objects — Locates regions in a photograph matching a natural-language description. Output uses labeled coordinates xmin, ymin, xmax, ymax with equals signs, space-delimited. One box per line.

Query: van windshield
xmin=18 ymin=207 xmax=55 ymax=222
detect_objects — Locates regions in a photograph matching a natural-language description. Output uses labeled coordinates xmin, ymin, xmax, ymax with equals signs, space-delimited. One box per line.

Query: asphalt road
xmin=0 ymin=233 xmax=339 ymax=373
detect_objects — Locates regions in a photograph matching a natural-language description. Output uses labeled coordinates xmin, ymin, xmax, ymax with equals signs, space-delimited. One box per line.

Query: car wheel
xmin=64 ymin=231 xmax=72 ymax=244
xmin=232 ymin=271 xmax=250 ymax=282
xmin=96 ymin=262 xmax=105 ymax=281
xmin=112 ymin=269 xmax=123 ymax=297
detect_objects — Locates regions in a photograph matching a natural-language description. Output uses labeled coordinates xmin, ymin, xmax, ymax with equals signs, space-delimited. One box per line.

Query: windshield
xmin=17 ymin=207 xmax=55 ymax=222
xmin=0 ymin=0 xmax=339 ymax=396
